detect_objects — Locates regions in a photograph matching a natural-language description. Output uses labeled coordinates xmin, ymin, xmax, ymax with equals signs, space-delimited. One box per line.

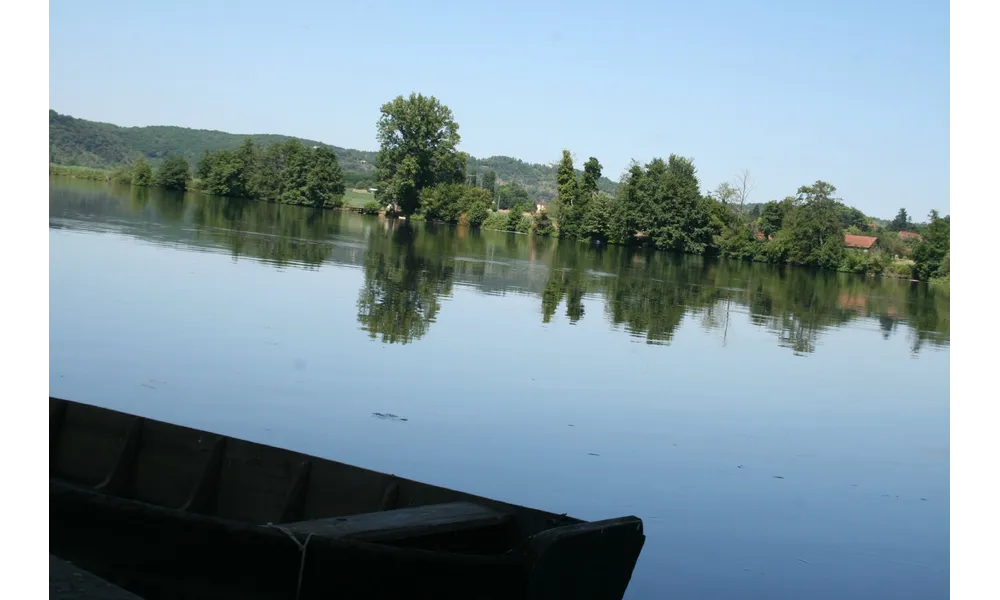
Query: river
xmin=49 ymin=177 xmax=950 ymax=599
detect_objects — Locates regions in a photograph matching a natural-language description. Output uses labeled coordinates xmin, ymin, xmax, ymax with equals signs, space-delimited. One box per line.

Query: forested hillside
xmin=49 ymin=110 xmax=618 ymax=201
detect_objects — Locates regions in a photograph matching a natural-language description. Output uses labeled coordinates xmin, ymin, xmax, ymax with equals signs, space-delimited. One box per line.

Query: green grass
xmin=49 ymin=164 xmax=111 ymax=181
xmin=343 ymin=188 xmax=375 ymax=208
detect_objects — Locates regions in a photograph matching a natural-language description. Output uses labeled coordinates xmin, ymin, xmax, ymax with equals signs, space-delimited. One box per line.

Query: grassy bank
xmin=49 ymin=164 xmax=112 ymax=181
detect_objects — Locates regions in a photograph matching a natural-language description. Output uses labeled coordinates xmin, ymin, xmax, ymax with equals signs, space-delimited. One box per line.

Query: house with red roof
xmin=844 ymin=234 xmax=879 ymax=251
xmin=898 ymin=231 xmax=923 ymax=242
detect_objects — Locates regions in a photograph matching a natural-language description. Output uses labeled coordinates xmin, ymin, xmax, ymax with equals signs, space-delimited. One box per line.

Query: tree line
xmin=52 ymin=176 xmax=948 ymax=354
xmin=371 ymin=93 xmax=949 ymax=282
xmin=107 ymin=138 xmax=347 ymax=209
xmin=51 ymin=93 xmax=948 ymax=282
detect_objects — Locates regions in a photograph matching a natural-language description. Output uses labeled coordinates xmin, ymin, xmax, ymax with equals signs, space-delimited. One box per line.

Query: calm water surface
xmin=49 ymin=178 xmax=949 ymax=599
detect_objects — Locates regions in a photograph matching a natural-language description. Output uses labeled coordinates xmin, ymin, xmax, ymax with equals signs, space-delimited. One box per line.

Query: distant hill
xmin=49 ymin=110 xmax=618 ymax=202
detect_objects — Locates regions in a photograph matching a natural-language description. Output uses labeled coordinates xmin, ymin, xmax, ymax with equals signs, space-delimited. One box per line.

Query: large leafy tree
xmin=374 ymin=93 xmax=466 ymax=215
xmin=758 ymin=199 xmax=791 ymax=237
xmin=131 ymin=156 xmax=153 ymax=187
xmin=306 ymin=146 xmax=346 ymax=208
xmin=783 ymin=181 xmax=845 ymax=268
xmin=480 ymin=169 xmax=497 ymax=199
xmin=912 ymin=210 xmax=950 ymax=280
xmin=495 ymin=182 xmax=529 ymax=210
xmin=648 ymin=155 xmax=713 ymax=254
xmin=201 ymin=138 xmax=257 ymax=198
xmin=155 ymin=156 xmax=191 ymax=190
xmin=581 ymin=157 xmax=602 ymax=200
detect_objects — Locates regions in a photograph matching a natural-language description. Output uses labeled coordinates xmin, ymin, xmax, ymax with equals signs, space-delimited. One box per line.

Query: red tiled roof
xmin=844 ymin=234 xmax=878 ymax=249
xmin=898 ymin=231 xmax=923 ymax=241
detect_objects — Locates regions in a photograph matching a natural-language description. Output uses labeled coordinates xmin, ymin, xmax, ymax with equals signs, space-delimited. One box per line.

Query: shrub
xmin=361 ymin=201 xmax=381 ymax=215
xmin=481 ymin=211 xmax=507 ymax=231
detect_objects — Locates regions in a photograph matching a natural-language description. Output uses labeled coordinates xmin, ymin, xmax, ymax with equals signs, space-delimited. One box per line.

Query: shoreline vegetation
xmin=48 ymin=178 xmax=950 ymax=353
xmin=49 ymin=93 xmax=949 ymax=284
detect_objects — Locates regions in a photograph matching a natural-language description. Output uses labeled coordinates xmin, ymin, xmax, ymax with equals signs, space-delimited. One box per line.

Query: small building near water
xmin=844 ymin=234 xmax=879 ymax=251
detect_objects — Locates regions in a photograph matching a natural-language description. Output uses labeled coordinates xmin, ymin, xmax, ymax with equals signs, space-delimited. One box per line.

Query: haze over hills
xmin=49 ymin=110 xmax=619 ymax=202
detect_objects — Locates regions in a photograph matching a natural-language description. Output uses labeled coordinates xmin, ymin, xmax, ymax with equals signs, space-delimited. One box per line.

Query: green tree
xmin=582 ymin=194 xmax=614 ymax=242
xmin=888 ymin=208 xmax=913 ymax=232
xmin=460 ymin=187 xmax=492 ymax=227
xmin=534 ymin=210 xmax=555 ymax=236
xmin=306 ymin=146 xmax=346 ymax=208
xmin=201 ymin=138 xmax=257 ymax=198
xmin=554 ymin=150 xmax=581 ymax=236
xmin=581 ymin=157 xmax=602 ymax=200
xmin=481 ymin=169 xmax=497 ymax=199
xmin=420 ymin=183 xmax=466 ymax=222
xmin=131 ymin=156 xmax=153 ymax=187
xmin=496 ymin=182 xmax=530 ymax=210
xmin=839 ymin=205 xmax=868 ymax=230
xmin=784 ymin=181 xmax=845 ymax=268
xmin=155 ymin=156 xmax=191 ymax=191
xmin=646 ymin=156 xmax=713 ymax=254
xmin=374 ymin=93 xmax=465 ymax=215
xmin=758 ymin=199 xmax=791 ymax=237
xmin=279 ymin=140 xmax=311 ymax=205
xmin=912 ymin=210 xmax=950 ymax=280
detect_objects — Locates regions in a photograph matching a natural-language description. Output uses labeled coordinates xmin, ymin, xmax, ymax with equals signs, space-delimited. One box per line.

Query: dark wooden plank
xmin=282 ymin=502 xmax=510 ymax=543
xmin=95 ymin=417 xmax=145 ymax=495
xmin=523 ymin=516 xmax=645 ymax=600
xmin=181 ymin=435 xmax=226 ymax=514
xmin=50 ymin=479 xmax=531 ymax=600
xmin=380 ymin=480 xmax=400 ymax=510
xmin=50 ymin=398 xmax=69 ymax=462
xmin=50 ymin=555 xmax=145 ymax=600
xmin=278 ymin=459 xmax=312 ymax=523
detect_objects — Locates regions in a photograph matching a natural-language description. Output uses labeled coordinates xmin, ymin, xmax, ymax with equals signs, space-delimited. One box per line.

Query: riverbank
xmin=49 ymin=167 xmax=942 ymax=282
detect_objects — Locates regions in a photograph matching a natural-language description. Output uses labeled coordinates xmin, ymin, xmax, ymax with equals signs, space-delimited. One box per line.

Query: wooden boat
xmin=49 ymin=397 xmax=645 ymax=600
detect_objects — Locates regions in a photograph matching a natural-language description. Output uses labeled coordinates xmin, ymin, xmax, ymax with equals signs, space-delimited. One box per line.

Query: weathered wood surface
xmin=50 ymin=555 xmax=145 ymax=600
xmin=283 ymin=502 xmax=511 ymax=542
xmin=524 ymin=517 xmax=646 ymax=600
xmin=48 ymin=397 xmax=646 ymax=600
xmin=49 ymin=397 xmax=577 ymax=539
xmin=51 ymin=479 xmax=530 ymax=600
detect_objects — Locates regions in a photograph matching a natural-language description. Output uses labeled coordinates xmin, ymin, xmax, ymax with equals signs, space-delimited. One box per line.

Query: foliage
xmin=877 ymin=231 xmax=908 ymax=258
xmin=155 ymin=156 xmax=191 ymax=191
xmin=50 ymin=109 xmax=623 ymax=204
xmin=131 ymin=157 xmax=153 ymax=187
xmin=581 ymin=157 xmax=602 ymax=199
xmin=418 ymin=183 xmax=492 ymax=226
xmin=49 ymin=164 xmax=111 ymax=181
xmin=361 ymin=201 xmax=382 ymax=215
xmin=194 ymin=138 xmax=345 ymax=208
xmin=758 ymin=199 xmax=791 ymax=237
xmin=110 ymin=165 xmax=132 ymax=185
xmin=912 ymin=210 xmax=950 ymax=280
xmin=481 ymin=169 xmax=497 ymax=199
xmin=495 ymin=182 xmax=530 ymax=210
xmin=534 ymin=210 xmax=555 ymax=236
xmin=305 ymin=146 xmax=347 ymax=208
xmin=374 ymin=93 xmax=465 ymax=215
xmin=553 ymin=150 xmax=579 ymax=225
xmin=887 ymin=208 xmax=913 ymax=232
xmin=504 ymin=207 xmax=531 ymax=233
xmin=581 ymin=193 xmax=614 ymax=242
xmin=481 ymin=211 xmax=508 ymax=231
xmin=420 ymin=183 xmax=467 ymax=222
xmin=461 ymin=187 xmax=493 ymax=227
xmin=782 ymin=181 xmax=845 ymax=268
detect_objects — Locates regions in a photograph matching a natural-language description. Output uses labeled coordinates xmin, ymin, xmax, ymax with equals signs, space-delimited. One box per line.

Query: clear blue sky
xmin=49 ymin=0 xmax=949 ymax=219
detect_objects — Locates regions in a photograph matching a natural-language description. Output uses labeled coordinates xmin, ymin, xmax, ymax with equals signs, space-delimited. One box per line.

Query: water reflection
xmin=357 ymin=222 xmax=454 ymax=344
xmin=49 ymin=177 xmax=950 ymax=354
